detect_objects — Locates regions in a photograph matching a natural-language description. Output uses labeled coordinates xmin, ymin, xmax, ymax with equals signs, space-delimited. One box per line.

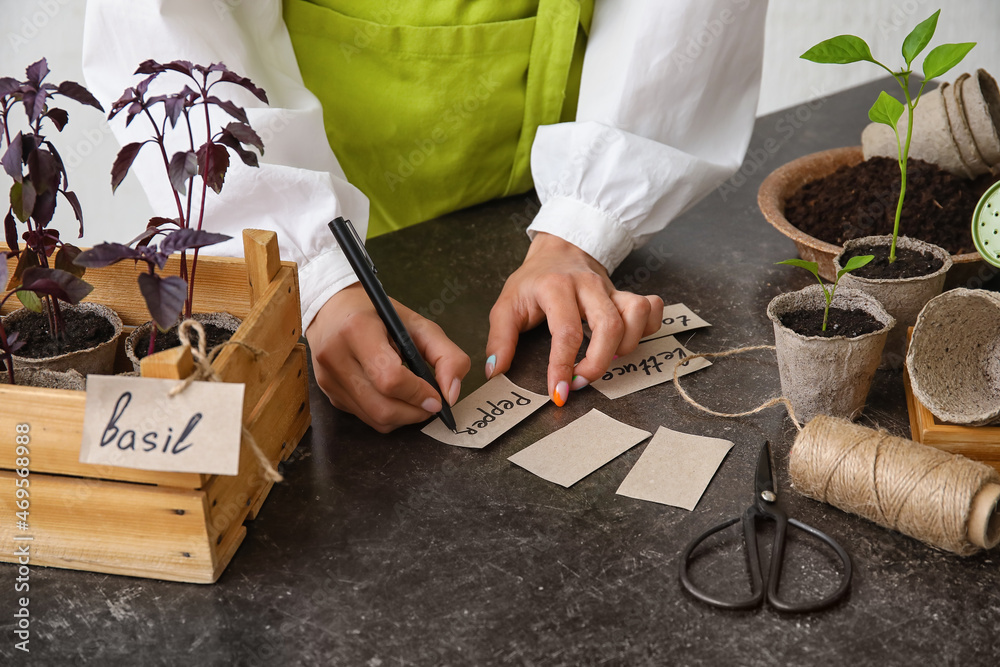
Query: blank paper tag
xmin=421 ymin=374 xmax=549 ymax=449
xmin=508 ymin=409 xmax=651 ymax=487
xmin=80 ymin=375 xmax=244 ymax=475
xmin=640 ymin=304 xmax=711 ymax=342
xmin=616 ymin=426 xmax=733 ymax=510
xmin=591 ymin=335 xmax=711 ymax=400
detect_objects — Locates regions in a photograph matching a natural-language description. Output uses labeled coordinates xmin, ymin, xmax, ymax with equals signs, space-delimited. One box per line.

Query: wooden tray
xmin=903 ymin=329 xmax=1000 ymax=473
xmin=0 ymin=230 xmax=311 ymax=582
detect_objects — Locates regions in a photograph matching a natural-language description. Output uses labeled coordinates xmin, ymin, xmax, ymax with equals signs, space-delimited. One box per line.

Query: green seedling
xmin=801 ymin=9 xmax=974 ymax=263
xmin=777 ymin=255 xmax=874 ymax=332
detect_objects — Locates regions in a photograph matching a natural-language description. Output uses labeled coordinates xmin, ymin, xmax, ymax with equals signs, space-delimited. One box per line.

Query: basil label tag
xmin=80 ymin=375 xmax=244 ymax=475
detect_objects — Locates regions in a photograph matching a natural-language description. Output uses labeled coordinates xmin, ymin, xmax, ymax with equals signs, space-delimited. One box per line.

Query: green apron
xmin=283 ymin=0 xmax=594 ymax=236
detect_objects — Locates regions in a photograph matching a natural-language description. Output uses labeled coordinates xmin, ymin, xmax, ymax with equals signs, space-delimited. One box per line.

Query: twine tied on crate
xmin=672 ymin=344 xmax=803 ymax=430
xmin=169 ymin=319 xmax=282 ymax=483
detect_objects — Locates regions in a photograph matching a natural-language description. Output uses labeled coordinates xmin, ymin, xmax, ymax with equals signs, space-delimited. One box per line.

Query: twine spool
xmin=790 ymin=415 xmax=1000 ymax=555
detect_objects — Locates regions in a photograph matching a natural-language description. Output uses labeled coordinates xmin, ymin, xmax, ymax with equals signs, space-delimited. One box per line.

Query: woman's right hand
xmin=305 ymin=284 xmax=471 ymax=433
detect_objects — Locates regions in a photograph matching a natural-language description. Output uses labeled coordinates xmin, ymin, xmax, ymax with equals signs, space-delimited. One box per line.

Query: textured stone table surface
xmin=4 ymin=79 xmax=999 ymax=667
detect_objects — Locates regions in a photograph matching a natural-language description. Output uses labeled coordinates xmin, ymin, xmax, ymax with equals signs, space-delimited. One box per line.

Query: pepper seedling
xmin=801 ymin=9 xmax=975 ymax=263
xmin=777 ymin=255 xmax=874 ymax=332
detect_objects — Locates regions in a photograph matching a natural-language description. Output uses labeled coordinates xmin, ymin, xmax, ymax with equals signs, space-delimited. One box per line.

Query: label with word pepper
xmin=421 ymin=374 xmax=549 ymax=448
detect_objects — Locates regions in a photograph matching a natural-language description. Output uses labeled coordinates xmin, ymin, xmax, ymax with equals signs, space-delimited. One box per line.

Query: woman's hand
xmin=306 ymin=284 xmax=471 ymax=433
xmin=486 ymin=232 xmax=663 ymax=406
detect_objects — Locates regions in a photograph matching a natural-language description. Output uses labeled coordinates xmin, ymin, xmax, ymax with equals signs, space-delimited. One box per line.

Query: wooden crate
xmin=0 ymin=230 xmax=311 ymax=582
xmin=903 ymin=329 xmax=1000 ymax=473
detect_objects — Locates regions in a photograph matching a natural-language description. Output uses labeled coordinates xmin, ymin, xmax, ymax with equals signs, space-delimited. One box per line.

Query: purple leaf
xmin=27 ymin=149 xmax=60 ymax=197
xmin=218 ymin=131 xmax=258 ymax=168
xmin=0 ymin=77 xmax=19 ymax=97
xmin=1 ymin=133 xmax=23 ymax=182
xmin=160 ymin=228 xmax=231 ymax=255
xmin=196 ymin=142 xmax=230 ymax=194
xmin=222 ymin=121 xmax=263 ymax=153
xmin=168 ymin=150 xmax=198 ymax=195
xmin=46 ymin=107 xmax=69 ymax=131
xmin=7 ymin=332 xmax=25 ymax=355
xmin=21 ymin=88 xmax=47 ymax=125
xmin=108 ymin=88 xmax=136 ymax=118
xmin=0 ymin=252 xmax=6 ymax=289
xmin=124 ymin=100 xmax=143 ymax=128
xmin=30 ymin=190 xmax=56 ymax=228
xmin=25 ymin=59 xmax=49 ymax=87
xmin=138 ymin=272 xmax=187 ymax=330
xmin=3 ymin=210 xmax=18 ymax=256
xmin=206 ymin=96 xmax=249 ymax=124
xmin=11 ymin=248 xmax=39 ymax=284
xmin=63 ymin=190 xmax=84 ymax=236
xmin=55 ymin=244 xmax=85 ymax=278
xmin=111 ymin=141 xmax=145 ymax=193
xmin=163 ymin=60 xmax=195 ymax=77
xmin=10 ymin=181 xmax=35 ymax=223
xmin=21 ymin=266 xmax=93 ymax=305
xmin=217 ymin=70 xmax=268 ymax=103
xmin=74 ymin=242 xmax=143 ymax=268
xmin=163 ymin=95 xmax=186 ymax=128
xmin=56 ymin=80 xmax=104 ymax=111
xmin=134 ymin=60 xmax=166 ymax=75
xmin=22 ymin=228 xmax=58 ymax=257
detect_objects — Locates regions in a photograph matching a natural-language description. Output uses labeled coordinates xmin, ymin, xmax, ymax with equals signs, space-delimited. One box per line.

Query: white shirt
xmin=81 ymin=0 xmax=767 ymax=329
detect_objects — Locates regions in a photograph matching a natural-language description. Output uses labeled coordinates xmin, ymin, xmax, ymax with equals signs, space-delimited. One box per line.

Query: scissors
xmin=679 ymin=441 xmax=852 ymax=612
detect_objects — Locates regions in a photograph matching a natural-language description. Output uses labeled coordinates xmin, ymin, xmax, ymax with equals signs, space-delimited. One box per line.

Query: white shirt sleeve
xmin=528 ymin=0 xmax=768 ymax=273
xmin=81 ymin=0 xmax=367 ymax=329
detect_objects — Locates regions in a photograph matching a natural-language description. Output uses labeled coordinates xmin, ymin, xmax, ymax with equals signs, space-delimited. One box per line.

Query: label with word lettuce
xmin=592 ymin=335 xmax=711 ymax=400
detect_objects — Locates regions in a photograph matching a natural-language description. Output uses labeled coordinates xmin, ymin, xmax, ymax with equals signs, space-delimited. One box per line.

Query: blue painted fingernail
xmin=570 ymin=375 xmax=589 ymax=391
xmin=485 ymin=354 xmax=496 ymax=379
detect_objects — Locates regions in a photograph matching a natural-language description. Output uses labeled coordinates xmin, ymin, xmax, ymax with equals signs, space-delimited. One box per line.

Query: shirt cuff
xmin=298 ymin=247 xmax=359 ymax=331
xmin=526 ymin=196 xmax=635 ymax=274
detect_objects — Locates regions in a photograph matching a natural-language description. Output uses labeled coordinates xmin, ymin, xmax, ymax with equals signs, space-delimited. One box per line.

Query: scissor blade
xmin=755 ymin=441 xmax=775 ymax=501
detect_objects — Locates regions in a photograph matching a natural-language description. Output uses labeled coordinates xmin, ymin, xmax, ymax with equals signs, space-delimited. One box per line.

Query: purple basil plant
xmin=1 ymin=58 xmax=101 ymax=348
xmin=78 ymin=59 xmax=267 ymax=345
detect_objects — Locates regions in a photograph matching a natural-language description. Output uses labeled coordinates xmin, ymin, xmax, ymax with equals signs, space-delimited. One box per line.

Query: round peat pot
xmin=906 ymin=289 xmax=1000 ymax=426
xmin=126 ymin=311 xmax=242 ymax=371
xmin=835 ymin=236 xmax=952 ymax=370
xmin=3 ymin=302 xmax=123 ymax=377
xmin=1 ymin=366 xmax=87 ymax=391
xmin=768 ymin=285 xmax=894 ymax=423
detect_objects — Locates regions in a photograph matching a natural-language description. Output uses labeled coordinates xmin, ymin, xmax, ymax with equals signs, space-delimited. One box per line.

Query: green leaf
xmin=16 ymin=289 xmax=42 ymax=312
xmin=868 ymin=91 xmax=905 ymax=129
xmin=837 ymin=254 xmax=875 ymax=281
xmin=776 ymin=258 xmax=821 ymax=280
xmin=901 ymin=10 xmax=939 ymax=66
xmin=922 ymin=42 xmax=976 ymax=80
xmin=801 ymin=35 xmax=874 ymax=65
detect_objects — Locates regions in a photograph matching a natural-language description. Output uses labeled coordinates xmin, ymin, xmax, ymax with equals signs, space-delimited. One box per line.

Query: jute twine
xmin=790 ymin=415 xmax=1000 ymax=555
xmin=169 ymin=320 xmax=282 ymax=483
xmin=672 ymin=345 xmax=803 ymax=430
xmin=672 ymin=344 xmax=1000 ymax=554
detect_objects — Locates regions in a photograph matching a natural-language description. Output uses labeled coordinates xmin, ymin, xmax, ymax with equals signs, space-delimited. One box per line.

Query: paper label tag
xmin=639 ymin=304 xmax=711 ymax=343
xmin=591 ymin=335 xmax=711 ymax=400
xmin=79 ymin=375 xmax=244 ymax=475
xmin=421 ymin=374 xmax=548 ymax=449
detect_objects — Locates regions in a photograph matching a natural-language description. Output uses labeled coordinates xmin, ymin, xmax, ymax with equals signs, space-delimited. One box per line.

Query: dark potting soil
xmin=11 ymin=309 xmax=116 ymax=359
xmin=780 ymin=307 xmax=882 ymax=338
xmin=134 ymin=322 xmax=234 ymax=360
xmin=785 ymin=156 xmax=999 ymax=255
xmin=841 ymin=243 xmax=945 ymax=280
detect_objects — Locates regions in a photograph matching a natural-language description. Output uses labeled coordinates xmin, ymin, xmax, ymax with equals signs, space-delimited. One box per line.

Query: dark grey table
xmin=4 ymin=79 xmax=999 ymax=666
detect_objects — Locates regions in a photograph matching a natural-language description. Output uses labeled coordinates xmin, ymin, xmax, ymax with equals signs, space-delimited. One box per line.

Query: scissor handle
xmin=767 ymin=517 xmax=853 ymax=613
xmin=679 ymin=507 xmax=765 ymax=610
xmin=679 ymin=507 xmax=852 ymax=613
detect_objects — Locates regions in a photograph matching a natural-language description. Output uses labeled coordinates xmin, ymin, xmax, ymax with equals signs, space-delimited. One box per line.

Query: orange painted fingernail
xmin=553 ymin=380 xmax=569 ymax=407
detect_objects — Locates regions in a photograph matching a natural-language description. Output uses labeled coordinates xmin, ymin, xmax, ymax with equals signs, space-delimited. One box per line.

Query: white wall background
xmin=1 ymin=0 xmax=997 ymax=246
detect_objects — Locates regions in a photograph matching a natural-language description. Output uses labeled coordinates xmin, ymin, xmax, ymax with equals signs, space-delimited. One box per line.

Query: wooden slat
xmin=0 ymin=471 xmax=217 ymax=583
xmin=141 ymin=345 xmax=195 ymax=380
xmin=2 ymin=243 xmax=296 ymax=325
xmin=213 ymin=266 xmax=301 ymax=418
xmin=0 ymin=385 xmax=207 ymax=487
xmin=206 ymin=344 xmax=309 ymax=547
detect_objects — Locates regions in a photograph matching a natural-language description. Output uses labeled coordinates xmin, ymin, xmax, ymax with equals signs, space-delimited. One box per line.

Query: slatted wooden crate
xmin=0 ymin=230 xmax=311 ymax=582
xmin=903 ymin=329 xmax=1000 ymax=474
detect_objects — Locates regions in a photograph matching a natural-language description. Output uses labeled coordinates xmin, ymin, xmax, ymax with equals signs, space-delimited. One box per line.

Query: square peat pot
xmin=903 ymin=329 xmax=1000 ymax=474
xmin=0 ymin=230 xmax=311 ymax=583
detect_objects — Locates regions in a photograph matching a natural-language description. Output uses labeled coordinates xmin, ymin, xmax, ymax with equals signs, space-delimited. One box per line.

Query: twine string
xmin=791 ymin=415 xmax=1000 ymax=555
xmin=169 ymin=320 xmax=282 ymax=483
xmin=672 ymin=344 xmax=803 ymax=431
